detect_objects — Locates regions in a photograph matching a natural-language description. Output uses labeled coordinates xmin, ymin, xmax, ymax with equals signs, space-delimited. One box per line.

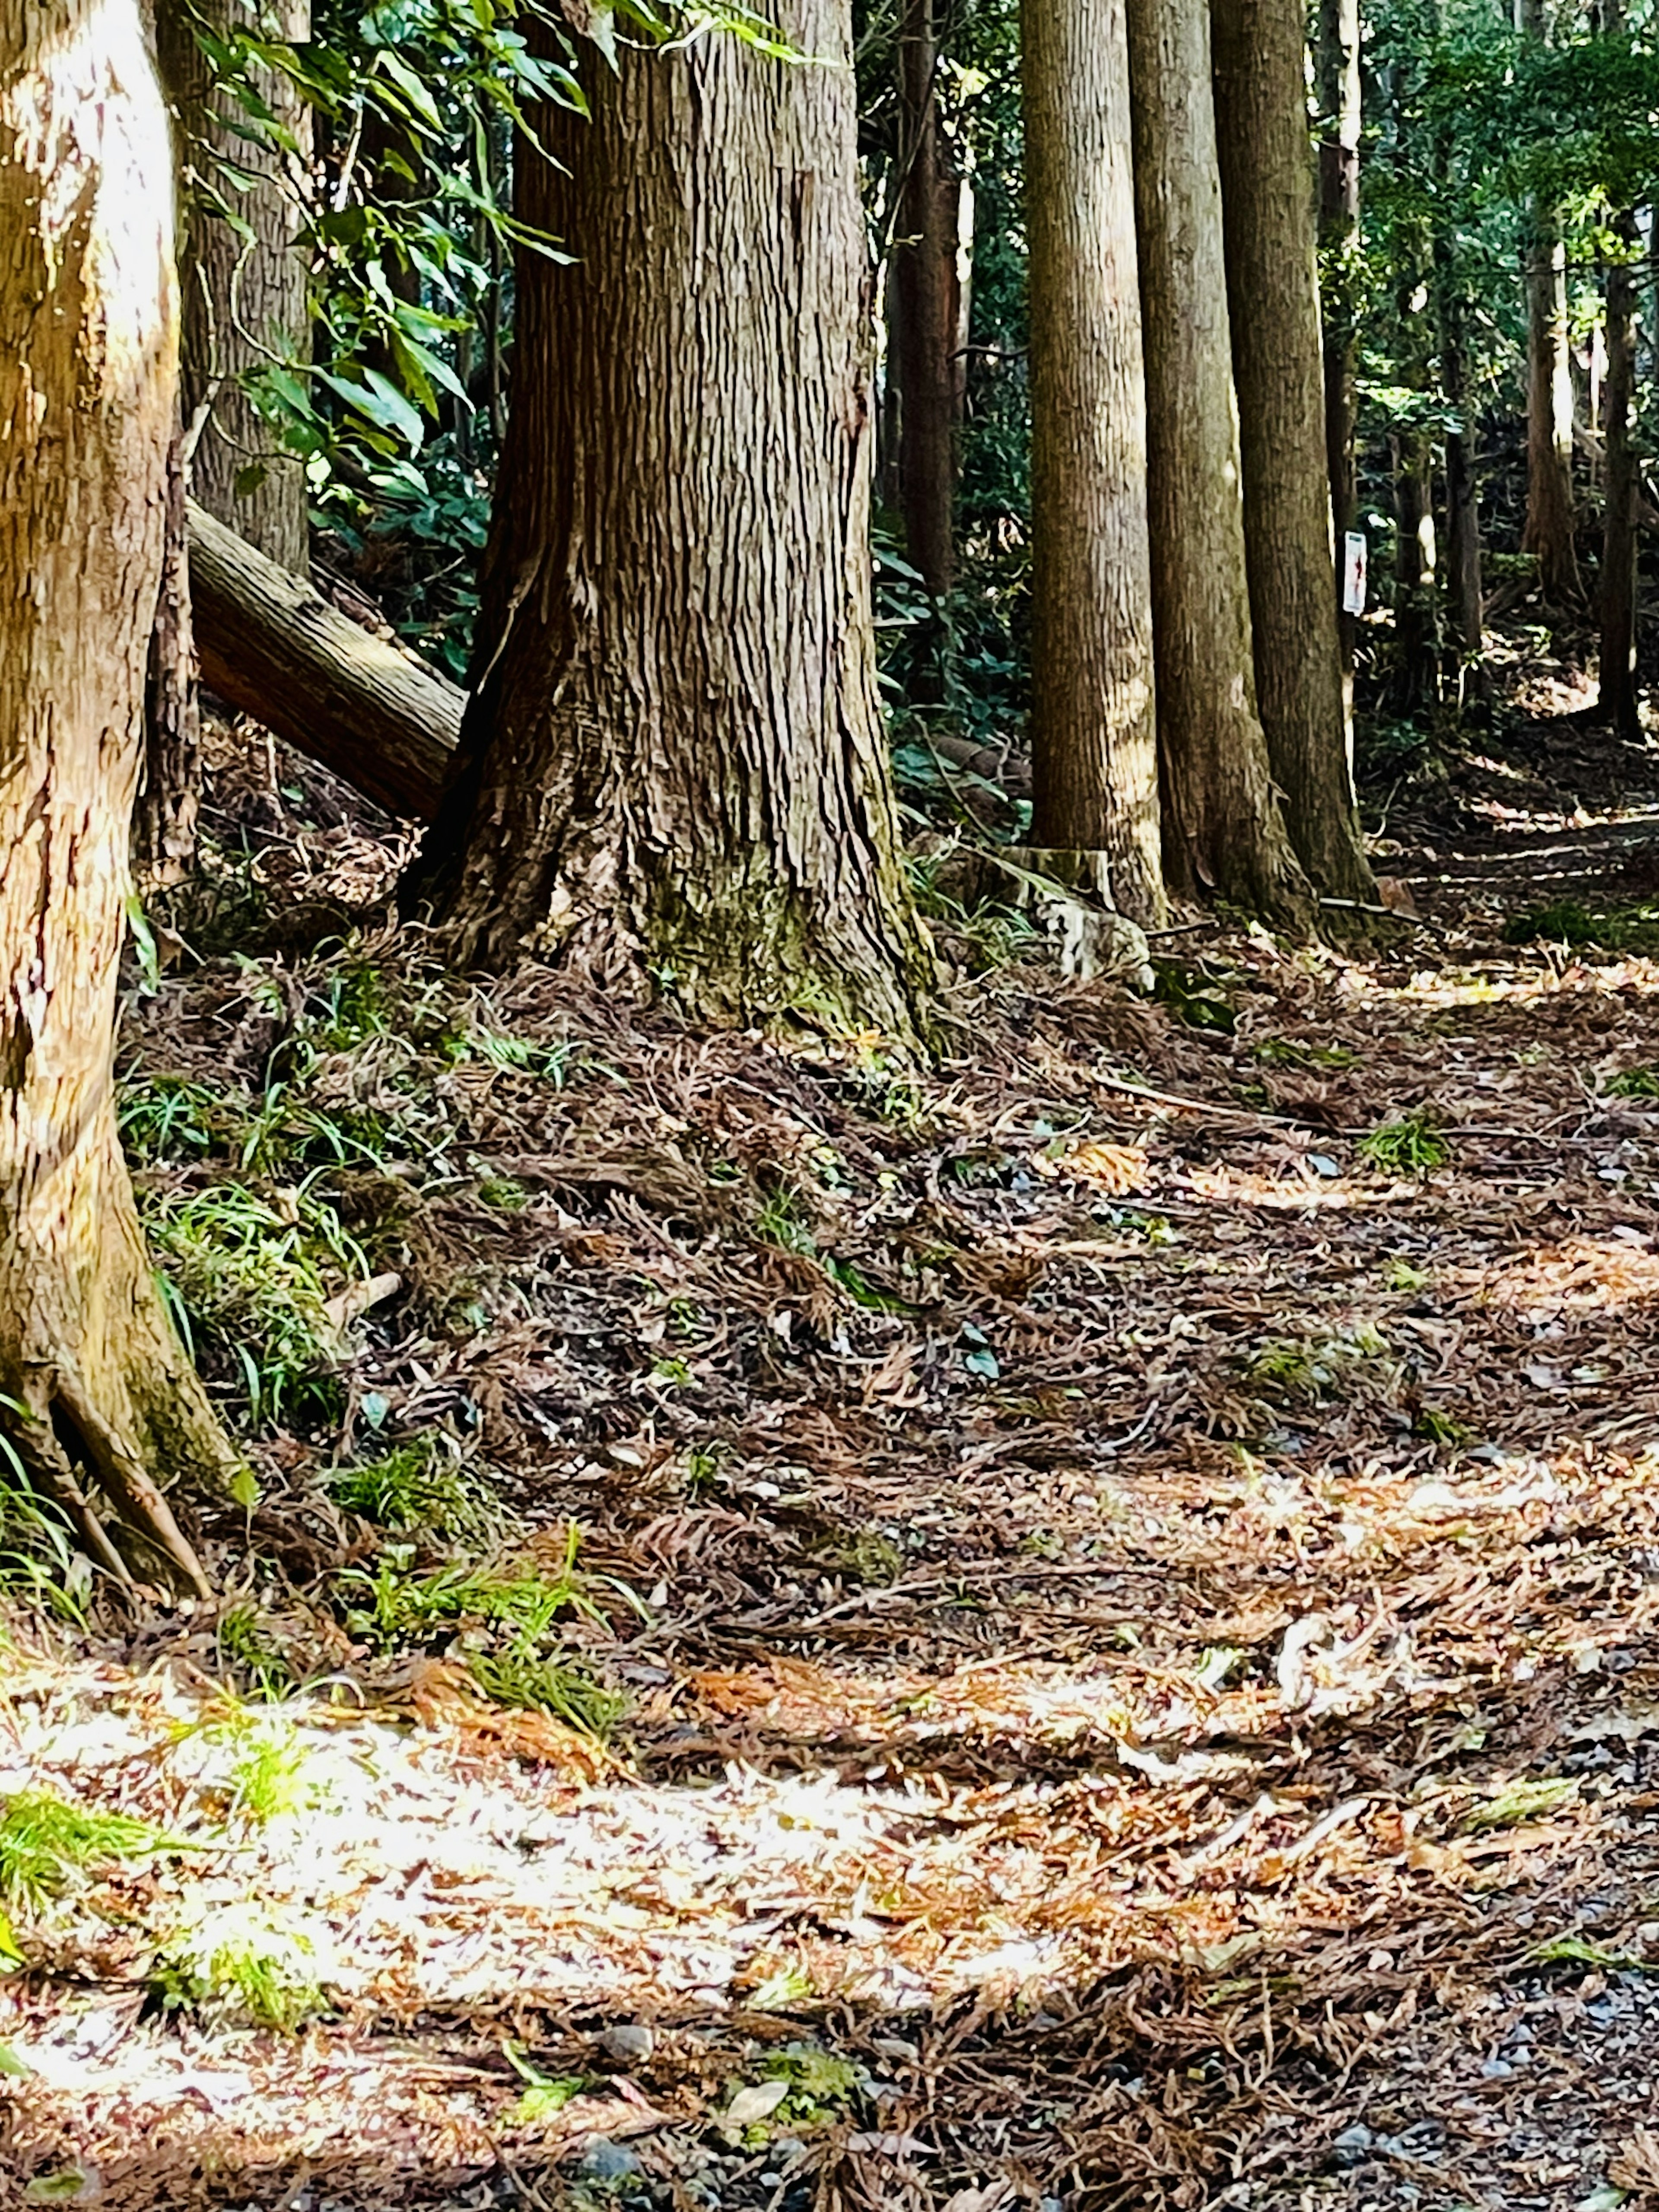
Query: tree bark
xmin=185 ymin=518 xmax=1041 ymax=820
xmin=1435 ymin=141 xmax=1485 ymax=691
xmin=1212 ymin=0 xmax=1375 ymax=906
xmin=892 ymin=0 xmax=963 ymax=602
xmin=0 ymin=0 xmax=235 ymax=1595
xmin=1393 ymin=424 xmax=1439 ymax=713
xmin=157 ymin=0 xmax=311 ymax=574
xmin=407 ymin=7 xmax=933 ymax=1035
xmin=188 ymin=500 xmax=458 ymax=818
xmin=1316 ymin=0 xmax=1361 ymax=725
xmin=1019 ymin=0 xmax=1164 ymax=926
xmin=1599 ymin=222 xmax=1640 ymax=736
xmin=139 ymin=416 xmax=202 ymax=884
xmin=1125 ymin=0 xmax=1314 ymax=925
xmin=1515 ymin=0 xmax=1580 ymax=604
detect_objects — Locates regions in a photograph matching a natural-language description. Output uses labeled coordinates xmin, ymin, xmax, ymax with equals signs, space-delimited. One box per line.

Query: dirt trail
xmin=7 ymin=715 xmax=1659 ymax=2210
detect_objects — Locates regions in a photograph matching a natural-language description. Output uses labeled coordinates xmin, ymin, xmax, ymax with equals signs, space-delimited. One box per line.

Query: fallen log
xmin=186 ymin=503 xmax=1038 ymax=822
xmin=186 ymin=499 xmax=457 ymax=819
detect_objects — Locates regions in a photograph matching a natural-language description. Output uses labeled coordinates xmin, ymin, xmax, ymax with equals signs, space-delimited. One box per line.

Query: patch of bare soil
xmin=7 ymin=719 xmax=1659 ymax=2210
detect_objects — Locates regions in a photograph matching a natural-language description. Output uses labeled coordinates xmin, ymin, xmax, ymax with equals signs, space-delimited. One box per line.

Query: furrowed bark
xmin=408 ymin=6 xmax=933 ymax=1036
xmin=1316 ymin=0 xmax=1361 ymax=697
xmin=157 ymin=0 xmax=311 ymax=573
xmin=1599 ymin=222 xmax=1640 ymax=737
xmin=892 ymin=0 xmax=964 ymax=602
xmin=1020 ymin=0 xmax=1164 ymax=925
xmin=0 ymin=0 xmax=237 ymax=1597
xmin=140 ymin=415 xmax=202 ymax=884
xmin=1516 ymin=0 xmax=1580 ymax=604
xmin=1125 ymin=0 xmax=1314 ymax=926
xmin=1211 ymin=0 xmax=1375 ymax=906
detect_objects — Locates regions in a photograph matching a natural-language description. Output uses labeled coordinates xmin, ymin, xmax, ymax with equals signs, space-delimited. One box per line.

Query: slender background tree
xmin=1020 ymin=0 xmax=1164 ymax=926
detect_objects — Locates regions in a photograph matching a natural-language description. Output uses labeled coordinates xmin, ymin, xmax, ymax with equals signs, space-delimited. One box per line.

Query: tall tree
xmin=1437 ymin=222 xmax=1486 ymax=683
xmin=1019 ymin=0 xmax=1164 ymax=925
xmin=0 ymin=0 xmax=234 ymax=1593
xmin=409 ymin=9 xmax=933 ymax=1034
xmin=1125 ymin=0 xmax=1313 ymax=924
xmin=1316 ymin=0 xmax=1362 ymax=651
xmin=157 ymin=0 xmax=311 ymax=574
xmin=1598 ymin=0 xmax=1639 ymax=734
xmin=1599 ymin=225 xmax=1640 ymax=729
xmin=1211 ymin=0 xmax=1375 ymax=906
xmin=1515 ymin=0 xmax=1580 ymax=603
xmin=892 ymin=0 xmax=966 ymax=602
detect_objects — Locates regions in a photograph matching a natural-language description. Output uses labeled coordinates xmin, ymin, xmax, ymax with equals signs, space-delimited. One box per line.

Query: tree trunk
xmin=1393 ymin=426 xmax=1439 ymax=713
xmin=157 ymin=0 xmax=311 ymax=574
xmin=1316 ymin=0 xmax=1362 ymax=725
xmin=1599 ymin=223 xmax=1640 ymax=737
xmin=139 ymin=416 xmax=203 ymax=885
xmin=1515 ymin=0 xmax=1580 ymax=604
xmin=1019 ymin=0 xmax=1164 ymax=926
xmin=188 ymin=500 xmax=459 ymax=818
xmin=0 ymin=0 xmax=236 ymax=1596
xmin=1436 ymin=159 xmax=1485 ymax=691
xmin=1124 ymin=0 xmax=1314 ymax=925
xmin=1212 ymin=0 xmax=1375 ymax=906
xmin=407 ymin=7 xmax=933 ymax=1035
xmin=185 ymin=515 xmax=1036 ymax=821
xmin=892 ymin=0 xmax=963 ymax=602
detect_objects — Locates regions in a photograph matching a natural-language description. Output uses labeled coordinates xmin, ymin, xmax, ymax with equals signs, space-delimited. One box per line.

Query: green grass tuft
xmin=1606 ymin=1064 xmax=1659 ymax=1099
xmin=0 ymin=1792 xmax=177 ymax=1908
xmin=467 ymin=1649 xmax=629 ymax=1741
xmin=1357 ymin=1109 xmax=1449 ymax=1176
xmin=328 ymin=1439 xmax=499 ymax=1544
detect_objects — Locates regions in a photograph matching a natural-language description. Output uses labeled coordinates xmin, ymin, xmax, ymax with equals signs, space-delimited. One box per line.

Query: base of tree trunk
xmin=1 ymin=1130 xmax=226 ymax=1597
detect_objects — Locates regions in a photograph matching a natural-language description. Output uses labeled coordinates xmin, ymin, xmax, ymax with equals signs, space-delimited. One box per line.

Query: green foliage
xmin=0 ymin=1425 xmax=89 ymax=1624
xmin=1243 ymin=1324 xmax=1395 ymax=1406
xmin=1460 ymin=1776 xmax=1576 ymax=1832
xmin=467 ymin=1648 xmax=628 ymax=1740
xmin=1153 ymin=960 xmax=1236 ymax=1034
xmin=1252 ymin=1038 xmax=1359 ymax=1072
xmin=503 ymin=2042 xmax=588 ymax=2126
xmin=328 ymin=1439 xmax=499 ymax=1544
xmin=141 ymin=1174 xmax=370 ymax=1428
xmin=1357 ymin=1110 xmax=1449 ymax=1176
xmin=337 ymin=1522 xmax=630 ymax=1649
xmin=0 ymin=1793 xmax=178 ymax=1910
xmin=1605 ymin=1065 xmax=1659 ymax=1099
xmin=149 ymin=1904 xmax=328 ymax=2031
xmin=1506 ymin=900 xmax=1659 ymax=954
xmin=216 ymin=1606 xmax=296 ymax=1700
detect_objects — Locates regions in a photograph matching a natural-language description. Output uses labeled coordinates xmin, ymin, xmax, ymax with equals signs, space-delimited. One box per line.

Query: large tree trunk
xmin=1125 ymin=0 xmax=1313 ymax=925
xmin=156 ymin=0 xmax=310 ymax=574
xmin=407 ymin=9 xmax=932 ymax=1034
xmin=0 ymin=0 xmax=234 ymax=1596
xmin=1211 ymin=0 xmax=1375 ymax=907
xmin=1515 ymin=0 xmax=1580 ymax=605
xmin=891 ymin=0 xmax=963 ymax=603
xmin=1599 ymin=223 xmax=1640 ymax=737
xmin=1019 ymin=0 xmax=1164 ymax=927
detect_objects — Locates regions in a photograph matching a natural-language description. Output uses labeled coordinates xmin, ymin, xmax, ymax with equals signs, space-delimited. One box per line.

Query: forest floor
xmin=9 ymin=662 xmax=1659 ymax=2211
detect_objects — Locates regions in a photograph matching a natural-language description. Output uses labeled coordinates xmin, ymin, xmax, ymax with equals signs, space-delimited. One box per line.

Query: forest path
xmin=6 ymin=718 xmax=1659 ymax=2210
